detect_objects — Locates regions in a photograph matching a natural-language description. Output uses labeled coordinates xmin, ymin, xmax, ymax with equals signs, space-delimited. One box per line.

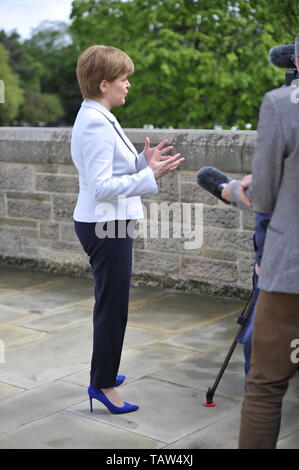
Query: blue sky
xmin=0 ymin=0 xmax=74 ymax=39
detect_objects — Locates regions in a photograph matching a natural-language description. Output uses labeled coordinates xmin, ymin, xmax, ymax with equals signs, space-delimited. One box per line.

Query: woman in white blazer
xmin=72 ymin=45 xmax=184 ymax=414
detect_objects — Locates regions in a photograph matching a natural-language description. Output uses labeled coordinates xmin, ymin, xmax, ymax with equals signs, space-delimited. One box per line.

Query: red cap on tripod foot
xmin=203 ymin=401 xmax=216 ymax=407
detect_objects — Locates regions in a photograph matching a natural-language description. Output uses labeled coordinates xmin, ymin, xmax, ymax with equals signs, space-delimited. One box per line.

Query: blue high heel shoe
xmin=89 ymin=372 xmax=126 ymax=387
xmin=88 ymin=386 xmax=139 ymax=414
xmin=115 ymin=375 xmax=126 ymax=387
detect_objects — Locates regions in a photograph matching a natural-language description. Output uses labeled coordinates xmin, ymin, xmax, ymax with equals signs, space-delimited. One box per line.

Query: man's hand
xmin=221 ymin=180 xmax=237 ymax=202
xmin=241 ymin=174 xmax=252 ymax=189
xmin=221 ymin=175 xmax=253 ymax=207
xmin=255 ymin=263 xmax=261 ymax=276
xmin=239 ymin=174 xmax=253 ymax=206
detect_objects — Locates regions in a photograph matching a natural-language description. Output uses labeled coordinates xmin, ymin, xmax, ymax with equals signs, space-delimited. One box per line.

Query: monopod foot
xmin=203 ymin=387 xmax=216 ymax=407
xmin=203 ymin=401 xmax=216 ymax=407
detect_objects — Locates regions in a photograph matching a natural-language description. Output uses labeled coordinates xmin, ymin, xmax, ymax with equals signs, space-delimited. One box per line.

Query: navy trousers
xmin=74 ymin=220 xmax=133 ymax=388
xmin=238 ymin=272 xmax=260 ymax=375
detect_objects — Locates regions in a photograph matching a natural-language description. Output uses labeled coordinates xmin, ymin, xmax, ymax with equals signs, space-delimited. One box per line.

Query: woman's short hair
xmin=76 ymin=45 xmax=134 ymax=99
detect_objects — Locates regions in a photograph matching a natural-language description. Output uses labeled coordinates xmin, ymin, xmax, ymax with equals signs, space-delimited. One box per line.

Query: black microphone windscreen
xmin=196 ymin=167 xmax=231 ymax=204
xmin=269 ymin=44 xmax=295 ymax=69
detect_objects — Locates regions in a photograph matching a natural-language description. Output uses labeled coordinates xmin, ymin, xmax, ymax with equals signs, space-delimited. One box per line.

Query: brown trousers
xmin=239 ymin=290 xmax=299 ymax=449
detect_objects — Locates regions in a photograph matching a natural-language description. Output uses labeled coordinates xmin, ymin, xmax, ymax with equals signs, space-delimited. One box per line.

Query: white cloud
xmin=0 ymin=0 xmax=74 ymax=39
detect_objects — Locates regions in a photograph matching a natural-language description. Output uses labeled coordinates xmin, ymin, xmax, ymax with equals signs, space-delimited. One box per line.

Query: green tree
xmin=0 ymin=30 xmax=42 ymax=91
xmin=23 ymin=21 xmax=81 ymax=124
xmin=0 ymin=23 xmax=81 ymax=126
xmin=19 ymin=89 xmax=64 ymax=126
xmin=70 ymin=0 xmax=299 ymax=129
xmin=0 ymin=43 xmax=24 ymax=125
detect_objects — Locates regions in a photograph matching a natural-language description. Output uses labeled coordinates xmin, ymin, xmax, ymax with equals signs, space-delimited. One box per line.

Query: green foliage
xmin=41 ymin=93 xmax=64 ymax=123
xmin=19 ymin=89 xmax=64 ymax=126
xmin=0 ymin=23 xmax=80 ymax=126
xmin=70 ymin=0 xmax=299 ymax=129
xmin=22 ymin=21 xmax=81 ymax=124
xmin=0 ymin=30 xmax=42 ymax=91
xmin=0 ymin=43 xmax=24 ymax=125
xmin=1 ymin=1 xmax=299 ymax=128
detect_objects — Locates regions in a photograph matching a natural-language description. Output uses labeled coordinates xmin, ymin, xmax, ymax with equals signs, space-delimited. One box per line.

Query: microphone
xmin=269 ymin=44 xmax=295 ymax=69
xmin=196 ymin=167 xmax=232 ymax=204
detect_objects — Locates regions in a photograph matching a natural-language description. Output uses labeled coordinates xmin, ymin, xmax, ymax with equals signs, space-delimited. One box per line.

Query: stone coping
xmin=0 ymin=127 xmax=256 ymax=173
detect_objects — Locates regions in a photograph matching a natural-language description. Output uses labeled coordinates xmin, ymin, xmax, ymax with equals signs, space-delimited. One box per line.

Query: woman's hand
xmin=143 ymin=137 xmax=175 ymax=164
xmin=148 ymin=147 xmax=185 ymax=179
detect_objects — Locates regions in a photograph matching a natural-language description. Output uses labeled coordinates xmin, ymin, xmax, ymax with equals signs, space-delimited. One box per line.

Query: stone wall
xmin=0 ymin=127 xmax=257 ymax=298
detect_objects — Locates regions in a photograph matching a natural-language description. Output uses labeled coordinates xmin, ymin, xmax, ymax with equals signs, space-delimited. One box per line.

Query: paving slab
xmin=17 ymin=306 xmax=92 ymax=332
xmin=279 ymin=395 xmax=299 ymax=440
xmin=129 ymin=286 xmax=168 ymax=304
xmin=0 ymin=305 xmax=38 ymax=325
xmin=0 ymin=323 xmax=93 ymax=388
xmin=120 ymin=344 xmax=197 ymax=383
xmin=122 ymin=326 xmax=166 ymax=353
xmin=160 ymin=314 xmax=240 ymax=352
xmin=285 ymin=370 xmax=299 ymax=399
xmin=78 ymin=287 xmax=171 ymax=315
xmin=151 ymin=343 xmax=246 ymax=399
xmin=0 ymin=323 xmax=165 ymax=389
xmin=60 ymin=368 xmax=90 ymax=388
xmin=0 ymin=277 xmax=94 ymax=314
xmin=0 ymin=380 xmax=87 ymax=436
xmin=164 ymin=393 xmax=299 ymax=449
xmin=67 ymin=377 xmax=239 ymax=444
xmin=0 ymin=411 xmax=165 ymax=449
xmin=127 ymin=293 xmax=244 ymax=333
xmin=0 ymin=266 xmax=57 ymax=290
xmin=0 ymin=288 xmax=20 ymax=299
xmin=165 ymin=408 xmax=241 ymax=449
xmin=277 ymin=430 xmax=299 ymax=449
xmin=63 ymin=344 xmax=196 ymax=388
xmin=167 ymin=392 xmax=299 ymax=449
xmin=0 ymin=382 xmax=25 ymax=400
xmin=0 ymin=266 xmax=298 ymax=449
xmin=0 ymin=325 xmax=46 ymax=348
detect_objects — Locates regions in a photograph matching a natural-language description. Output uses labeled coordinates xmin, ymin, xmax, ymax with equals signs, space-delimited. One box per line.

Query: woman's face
xmin=103 ymin=74 xmax=131 ymax=108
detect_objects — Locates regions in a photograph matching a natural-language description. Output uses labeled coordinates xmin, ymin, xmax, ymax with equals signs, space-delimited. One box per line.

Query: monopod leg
xmin=203 ymin=291 xmax=254 ymax=407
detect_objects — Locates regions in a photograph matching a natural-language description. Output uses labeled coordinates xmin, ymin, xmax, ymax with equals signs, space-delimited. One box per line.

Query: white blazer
xmin=71 ymin=99 xmax=158 ymax=222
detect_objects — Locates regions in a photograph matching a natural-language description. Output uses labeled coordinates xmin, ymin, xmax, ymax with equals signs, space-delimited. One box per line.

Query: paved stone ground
xmin=0 ymin=266 xmax=298 ymax=449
